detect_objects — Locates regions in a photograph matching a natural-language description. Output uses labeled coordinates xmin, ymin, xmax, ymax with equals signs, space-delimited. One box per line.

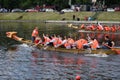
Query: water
xmin=0 ymin=44 xmax=120 ymax=80
xmin=0 ymin=22 xmax=120 ymax=80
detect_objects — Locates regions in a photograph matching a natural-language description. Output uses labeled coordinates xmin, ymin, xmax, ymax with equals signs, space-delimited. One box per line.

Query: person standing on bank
xmin=31 ymin=27 xmax=39 ymax=43
xmin=73 ymin=15 xmax=76 ymax=20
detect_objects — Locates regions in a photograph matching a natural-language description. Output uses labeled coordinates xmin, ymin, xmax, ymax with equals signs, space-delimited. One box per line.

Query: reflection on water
xmin=0 ymin=22 xmax=120 ymax=80
xmin=0 ymin=44 xmax=119 ymax=80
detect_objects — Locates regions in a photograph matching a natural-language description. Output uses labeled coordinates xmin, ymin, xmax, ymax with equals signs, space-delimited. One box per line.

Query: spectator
xmin=73 ymin=15 xmax=76 ymax=20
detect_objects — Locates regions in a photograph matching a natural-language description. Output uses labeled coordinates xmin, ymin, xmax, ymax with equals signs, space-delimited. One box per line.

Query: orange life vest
xmin=97 ymin=25 xmax=103 ymax=31
xmin=53 ymin=37 xmax=59 ymax=47
xmin=104 ymin=26 xmax=111 ymax=31
xmin=57 ymin=38 xmax=62 ymax=45
xmin=76 ymin=39 xmax=87 ymax=49
xmin=64 ymin=42 xmax=71 ymax=48
xmin=68 ymin=38 xmax=74 ymax=45
xmin=32 ymin=29 xmax=38 ymax=37
xmin=90 ymin=39 xmax=99 ymax=49
xmin=111 ymin=25 xmax=117 ymax=32
xmin=91 ymin=25 xmax=96 ymax=30
xmin=43 ymin=36 xmax=51 ymax=44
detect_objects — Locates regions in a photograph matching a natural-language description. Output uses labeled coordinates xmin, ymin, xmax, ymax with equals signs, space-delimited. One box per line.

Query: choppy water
xmin=0 ymin=44 xmax=120 ymax=80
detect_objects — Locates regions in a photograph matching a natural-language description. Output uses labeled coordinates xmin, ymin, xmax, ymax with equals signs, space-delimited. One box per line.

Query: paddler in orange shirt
xmin=43 ymin=34 xmax=51 ymax=46
xmin=31 ymin=27 xmax=39 ymax=43
xmin=55 ymin=36 xmax=68 ymax=48
xmin=67 ymin=36 xmax=75 ymax=48
xmin=83 ymin=38 xmax=100 ymax=50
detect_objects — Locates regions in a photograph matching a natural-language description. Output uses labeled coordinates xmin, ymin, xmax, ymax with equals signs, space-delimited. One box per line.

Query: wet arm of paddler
xmin=83 ymin=41 xmax=93 ymax=46
xmin=111 ymin=41 xmax=115 ymax=47
xmin=87 ymin=41 xmax=93 ymax=45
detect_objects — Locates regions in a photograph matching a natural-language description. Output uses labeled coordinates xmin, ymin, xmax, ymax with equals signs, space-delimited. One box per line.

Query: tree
xmin=0 ymin=0 xmax=119 ymax=10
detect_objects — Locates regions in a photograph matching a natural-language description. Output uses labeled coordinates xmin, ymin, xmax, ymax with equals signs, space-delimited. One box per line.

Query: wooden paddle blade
xmin=114 ymin=50 xmax=120 ymax=54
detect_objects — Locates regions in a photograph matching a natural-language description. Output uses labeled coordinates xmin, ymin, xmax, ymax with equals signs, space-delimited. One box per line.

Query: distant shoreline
xmin=45 ymin=20 xmax=120 ymax=24
xmin=0 ymin=20 xmax=120 ymax=24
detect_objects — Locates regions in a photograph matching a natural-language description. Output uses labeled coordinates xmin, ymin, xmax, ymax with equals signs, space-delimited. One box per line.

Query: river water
xmin=0 ymin=22 xmax=120 ymax=80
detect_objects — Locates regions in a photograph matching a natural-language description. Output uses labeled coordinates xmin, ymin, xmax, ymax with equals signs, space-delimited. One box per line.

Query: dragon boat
xmin=6 ymin=31 xmax=120 ymax=55
xmin=67 ymin=24 xmax=120 ymax=34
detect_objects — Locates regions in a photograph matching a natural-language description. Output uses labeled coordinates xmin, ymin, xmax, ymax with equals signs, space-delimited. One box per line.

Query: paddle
xmin=103 ymin=44 xmax=120 ymax=54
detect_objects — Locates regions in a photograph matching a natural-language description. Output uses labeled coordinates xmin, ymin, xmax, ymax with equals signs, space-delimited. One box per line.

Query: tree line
xmin=0 ymin=0 xmax=119 ymax=10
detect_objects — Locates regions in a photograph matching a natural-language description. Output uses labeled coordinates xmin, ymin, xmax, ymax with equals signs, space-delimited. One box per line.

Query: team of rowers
xmin=68 ymin=23 xmax=120 ymax=32
xmin=32 ymin=27 xmax=115 ymax=50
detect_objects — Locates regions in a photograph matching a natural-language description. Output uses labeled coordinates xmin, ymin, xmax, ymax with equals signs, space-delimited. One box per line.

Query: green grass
xmin=0 ymin=12 xmax=120 ymax=21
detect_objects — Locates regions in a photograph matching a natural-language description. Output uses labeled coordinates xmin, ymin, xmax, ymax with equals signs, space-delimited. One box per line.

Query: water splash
xmin=84 ymin=53 xmax=108 ymax=57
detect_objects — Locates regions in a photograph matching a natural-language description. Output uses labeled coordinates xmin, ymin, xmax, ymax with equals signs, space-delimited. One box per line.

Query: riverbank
xmin=0 ymin=12 xmax=120 ymax=21
xmin=0 ymin=20 xmax=120 ymax=24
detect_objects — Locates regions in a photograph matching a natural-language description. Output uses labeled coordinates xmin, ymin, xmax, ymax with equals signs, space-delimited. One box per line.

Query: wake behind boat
xmin=6 ymin=31 xmax=120 ymax=55
xmin=84 ymin=53 xmax=108 ymax=57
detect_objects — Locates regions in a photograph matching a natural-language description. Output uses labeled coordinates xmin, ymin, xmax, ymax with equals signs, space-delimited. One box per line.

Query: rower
xmin=43 ymin=34 xmax=60 ymax=48
xmin=111 ymin=25 xmax=117 ymax=32
xmin=67 ymin=36 xmax=75 ymax=48
xmin=54 ymin=35 xmax=62 ymax=47
xmin=97 ymin=23 xmax=104 ymax=31
xmin=43 ymin=34 xmax=51 ymax=46
xmin=83 ymin=38 xmax=100 ymax=50
xmin=104 ymin=25 xmax=111 ymax=32
xmin=101 ymin=36 xmax=115 ymax=49
xmin=55 ymin=36 xmax=68 ymax=48
xmin=63 ymin=36 xmax=75 ymax=49
xmin=87 ymin=24 xmax=96 ymax=31
xmin=48 ymin=34 xmax=58 ymax=46
xmin=34 ymin=36 xmax=42 ymax=46
xmin=73 ymin=38 xmax=88 ymax=49
xmin=50 ymin=34 xmax=59 ymax=47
